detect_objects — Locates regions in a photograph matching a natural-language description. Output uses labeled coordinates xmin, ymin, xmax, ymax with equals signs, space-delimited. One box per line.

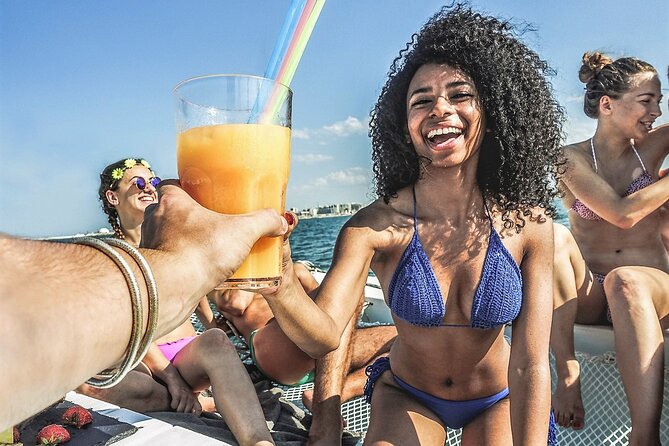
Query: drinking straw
xmin=255 ymin=0 xmax=326 ymax=123
xmin=271 ymin=0 xmax=323 ymax=88
xmin=263 ymin=0 xmax=307 ymax=81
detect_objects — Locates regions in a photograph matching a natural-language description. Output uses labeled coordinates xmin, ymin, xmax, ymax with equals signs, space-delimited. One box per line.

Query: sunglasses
xmin=133 ymin=176 xmax=161 ymax=191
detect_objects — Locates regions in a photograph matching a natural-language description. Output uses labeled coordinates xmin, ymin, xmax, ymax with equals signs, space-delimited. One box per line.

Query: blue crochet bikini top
xmin=387 ymin=188 xmax=523 ymax=329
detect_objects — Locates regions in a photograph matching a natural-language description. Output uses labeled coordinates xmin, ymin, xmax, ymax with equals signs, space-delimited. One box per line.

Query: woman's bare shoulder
xmin=491 ymin=203 xmax=553 ymax=249
xmin=561 ymin=140 xmax=592 ymax=166
xmin=343 ymin=194 xmax=413 ymax=246
xmin=518 ymin=206 xmax=555 ymax=252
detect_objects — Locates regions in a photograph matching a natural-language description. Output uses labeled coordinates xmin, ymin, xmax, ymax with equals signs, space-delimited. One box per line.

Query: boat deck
xmin=56 ymin=263 xmax=669 ymax=445
xmin=59 ymin=324 xmax=669 ymax=446
xmin=66 ymin=392 xmax=233 ymax=446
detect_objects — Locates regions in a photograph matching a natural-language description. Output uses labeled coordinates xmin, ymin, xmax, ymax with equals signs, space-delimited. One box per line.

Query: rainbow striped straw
xmin=256 ymin=0 xmax=326 ymax=123
xmin=264 ymin=0 xmax=308 ymax=81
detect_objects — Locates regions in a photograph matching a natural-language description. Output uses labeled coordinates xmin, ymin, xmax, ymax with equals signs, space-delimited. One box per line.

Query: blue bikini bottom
xmin=364 ymin=357 xmax=557 ymax=444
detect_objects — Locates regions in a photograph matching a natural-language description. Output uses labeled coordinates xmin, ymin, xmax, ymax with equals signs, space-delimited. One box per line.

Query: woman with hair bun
xmin=551 ymin=52 xmax=668 ymax=444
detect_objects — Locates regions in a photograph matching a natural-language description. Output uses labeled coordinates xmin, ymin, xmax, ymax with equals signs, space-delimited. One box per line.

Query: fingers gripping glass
xmin=175 ymin=74 xmax=292 ymax=290
xmin=134 ymin=176 xmax=161 ymax=191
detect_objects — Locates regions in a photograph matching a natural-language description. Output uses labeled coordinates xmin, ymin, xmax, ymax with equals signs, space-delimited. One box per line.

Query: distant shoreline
xmin=298 ymin=213 xmax=354 ymax=220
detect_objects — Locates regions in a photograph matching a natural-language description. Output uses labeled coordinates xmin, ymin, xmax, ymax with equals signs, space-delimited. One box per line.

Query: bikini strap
xmin=412 ymin=185 xmax=418 ymax=231
xmin=481 ymin=193 xmax=495 ymax=229
xmin=589 ymin=137 xmax=599 ymax=172
xmin=630 ymin=140 xmax=648 ymax=172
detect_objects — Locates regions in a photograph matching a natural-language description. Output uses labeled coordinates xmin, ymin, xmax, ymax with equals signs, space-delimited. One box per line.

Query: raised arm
xmin=562 ymin=143 xmax=669 ymax=228
xmin=508 ymin=214 xmax=554 ymax=444
xmin=0 ymin=181 xmax=286 ymax=430
xmin=260 ymin=218 xmax=376 ymax=359
xmin=647 ymin=123 xmax=669 ymax=162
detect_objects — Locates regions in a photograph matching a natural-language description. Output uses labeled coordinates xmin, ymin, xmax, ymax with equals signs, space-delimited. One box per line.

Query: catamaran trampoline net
xmin=548 ymin=351 xmax=669 ymax=445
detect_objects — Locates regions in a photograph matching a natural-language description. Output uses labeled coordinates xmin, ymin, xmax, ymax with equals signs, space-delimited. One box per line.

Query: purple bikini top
xmin=387 ymin=188 xmax=522 ymax=329
xmin=571 ymin=139 xmax=655 ymax=221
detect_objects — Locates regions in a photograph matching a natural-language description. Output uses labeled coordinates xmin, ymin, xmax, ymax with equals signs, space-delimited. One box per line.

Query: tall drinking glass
xmin=174 ymin=74 xmax=292 ymax=289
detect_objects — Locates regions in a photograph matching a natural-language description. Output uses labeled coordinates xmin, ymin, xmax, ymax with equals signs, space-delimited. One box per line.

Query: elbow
xmin=324 ymin=336 xmax=342 ymax=355
xmin=301 ymin=314 xmax=344 ymax=358
xmin=611 ymin=204 xmax=651 ymax=229
xmin=306 ymin=335 xmax=341 ymax=359
xmin=612 ymin=215 xmax=638 ymax=229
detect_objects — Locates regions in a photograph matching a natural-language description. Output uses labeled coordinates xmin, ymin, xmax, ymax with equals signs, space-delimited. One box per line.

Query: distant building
xmin=292 ymin=202 xmax=367 ymax=219
xmin=295 ymin=208 xmax=318 ymax=218
xmin=317 ymin=204 xmax=339 ymax=215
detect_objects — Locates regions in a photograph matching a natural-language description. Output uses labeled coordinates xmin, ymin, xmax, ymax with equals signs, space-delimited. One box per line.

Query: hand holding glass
xmin=174 ymin=74 xmax=292 ymax=289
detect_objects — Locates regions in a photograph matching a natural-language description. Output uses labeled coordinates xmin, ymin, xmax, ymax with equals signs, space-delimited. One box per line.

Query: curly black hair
xmin=98 ymin=158 xmax=155 ymax=239
xmin=369 ymin=3 xmax=565 ymax=232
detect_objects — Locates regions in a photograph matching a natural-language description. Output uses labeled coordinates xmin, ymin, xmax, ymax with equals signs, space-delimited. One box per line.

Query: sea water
xmin=291 ymin=215 xmax=349 ymax=270
xmin=291 ymin=199 xmax=569 ymax=270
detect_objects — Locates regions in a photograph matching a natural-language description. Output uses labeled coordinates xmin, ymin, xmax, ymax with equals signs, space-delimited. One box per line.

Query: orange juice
xmin=177 ymin=123 xmax=290 ymax=286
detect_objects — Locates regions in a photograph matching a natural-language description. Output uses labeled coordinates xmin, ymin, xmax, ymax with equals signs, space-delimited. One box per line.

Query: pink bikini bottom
xmin=157 ymin=336 xmax=196 ymax=362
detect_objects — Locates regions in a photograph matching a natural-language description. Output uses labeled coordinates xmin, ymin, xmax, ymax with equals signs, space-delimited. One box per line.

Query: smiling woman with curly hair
xmin=370 ymin=3 xmax=565 ymax=233
xmin=258 ymin=3 xmax=564 ymax=444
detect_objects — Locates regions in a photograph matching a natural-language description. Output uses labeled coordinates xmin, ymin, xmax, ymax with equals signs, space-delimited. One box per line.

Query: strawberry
xmin=61 ymin=406 xmax=93 ymax=428
xmin=36 ymin=424 xmax=70 ymax=445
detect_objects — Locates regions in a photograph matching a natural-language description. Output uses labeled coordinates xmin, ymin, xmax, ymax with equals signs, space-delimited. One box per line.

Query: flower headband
xmin=110 ymin=159 xmax=155 ymax=187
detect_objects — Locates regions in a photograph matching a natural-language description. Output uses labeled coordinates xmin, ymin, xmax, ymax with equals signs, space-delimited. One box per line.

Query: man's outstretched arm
xmin=0 ymin=182 xmax=287 ymax=430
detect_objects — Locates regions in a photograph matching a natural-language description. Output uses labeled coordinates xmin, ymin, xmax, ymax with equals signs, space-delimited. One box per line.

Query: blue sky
xmin=1 ymin=0 xmax=667 ymax=237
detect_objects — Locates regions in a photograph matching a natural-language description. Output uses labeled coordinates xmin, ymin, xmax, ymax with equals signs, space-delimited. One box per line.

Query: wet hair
xmin=580 ymin=51 xmax=657 ymax=119
xmin=98 ymin=158 xmax=154 ymax=239
xmin=369 ymin=3 xmax=565 ymax=233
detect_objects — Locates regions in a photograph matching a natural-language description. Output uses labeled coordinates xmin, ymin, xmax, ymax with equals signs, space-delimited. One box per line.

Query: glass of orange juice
xmin=174 ymin=74 xmax=292 ymax=289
